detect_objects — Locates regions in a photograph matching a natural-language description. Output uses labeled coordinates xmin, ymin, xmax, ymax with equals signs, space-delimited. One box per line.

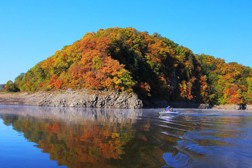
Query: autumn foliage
xmin=10 ymin=27 xmax=252 ymax=104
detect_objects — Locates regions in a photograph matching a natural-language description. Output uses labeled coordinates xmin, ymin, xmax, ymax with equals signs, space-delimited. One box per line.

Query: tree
xmin=4 ymin=80 xmax=19 ymax=92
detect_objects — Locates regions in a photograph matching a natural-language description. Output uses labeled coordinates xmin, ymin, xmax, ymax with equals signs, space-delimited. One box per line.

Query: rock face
xmin=245 ymin=105 xmax=252 ymax=110
xmin=0 ymin=89 xmax=143 ymax=109
xmin=211 ymin=104 xmax=242 ymax=110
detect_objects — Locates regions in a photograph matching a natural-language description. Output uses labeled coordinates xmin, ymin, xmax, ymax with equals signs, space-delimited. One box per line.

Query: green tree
xmin=4 ymin=80 xmax=19 ymax=92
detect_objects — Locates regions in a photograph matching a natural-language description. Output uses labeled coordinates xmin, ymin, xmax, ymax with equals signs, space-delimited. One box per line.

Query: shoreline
xmin=1 ymin=90 xmax=252 ymax=110
xmin=0 ymin=90 xmax=143 ymax=109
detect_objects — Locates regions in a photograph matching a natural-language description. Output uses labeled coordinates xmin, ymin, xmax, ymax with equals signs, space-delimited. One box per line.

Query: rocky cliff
xmin=0 ymin=89 xmax=143 ymax=109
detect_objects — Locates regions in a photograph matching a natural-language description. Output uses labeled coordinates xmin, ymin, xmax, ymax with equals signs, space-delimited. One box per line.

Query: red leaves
xmin=55 ymin=79 xmax=62 ymax=89
xmin=140 ymin=82 xmax=151 ymax=92
xmin=179 ymin=78 xmax=196 ymax=101
xmin=224 ymin=84 xmax=244 ymax=104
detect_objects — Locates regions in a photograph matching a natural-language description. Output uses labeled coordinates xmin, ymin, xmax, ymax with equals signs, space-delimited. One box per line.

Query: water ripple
xmin=153 ymin=110 xmax=252 ymax=167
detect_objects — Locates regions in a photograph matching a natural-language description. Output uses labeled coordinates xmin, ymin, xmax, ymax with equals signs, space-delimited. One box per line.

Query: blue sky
xmin=0 ymin=0 xmax=251 ymax=84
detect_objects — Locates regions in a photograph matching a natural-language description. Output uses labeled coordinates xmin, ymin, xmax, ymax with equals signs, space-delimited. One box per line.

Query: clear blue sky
xmin=0 ymin=0 xmax=251 ymax=84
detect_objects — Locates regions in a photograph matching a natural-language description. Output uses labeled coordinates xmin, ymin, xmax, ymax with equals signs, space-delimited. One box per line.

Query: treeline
xmin=4 ymin=27 xmax=252 ymax=104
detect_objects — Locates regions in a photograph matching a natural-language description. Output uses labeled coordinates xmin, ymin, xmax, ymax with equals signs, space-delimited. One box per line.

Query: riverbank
xmin=1 ymin=90 xmax=251 ymax=110
xmin=143 ymin=100 xmax=247 ymax=110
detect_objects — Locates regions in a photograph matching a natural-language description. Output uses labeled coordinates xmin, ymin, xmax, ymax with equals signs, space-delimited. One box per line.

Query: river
xmin=0 ymin=105 xmax=252 ymax=168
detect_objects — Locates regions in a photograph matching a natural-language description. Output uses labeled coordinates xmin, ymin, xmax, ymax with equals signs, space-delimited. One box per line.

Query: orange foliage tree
xmin=9 ymin=27 xmax=252 ymax=104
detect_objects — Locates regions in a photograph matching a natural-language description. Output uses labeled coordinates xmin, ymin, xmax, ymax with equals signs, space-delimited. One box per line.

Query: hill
xmin=7 ymin=27 xmax=252 ymax=105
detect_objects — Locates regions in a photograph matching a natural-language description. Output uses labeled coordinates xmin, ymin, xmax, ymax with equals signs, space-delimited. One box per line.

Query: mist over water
xmin=0 ymin=105 xmax=252 ymax=168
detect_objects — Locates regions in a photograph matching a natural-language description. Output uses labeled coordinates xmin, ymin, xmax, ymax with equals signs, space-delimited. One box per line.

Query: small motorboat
xmin=159 ymin=111 xmax=179 ymax=115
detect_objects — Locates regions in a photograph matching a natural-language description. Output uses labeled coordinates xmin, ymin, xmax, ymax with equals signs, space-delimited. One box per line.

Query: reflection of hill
xmin=1 ymin=109 xmax=136 ymax=167
xmin=2 ymin=106 xmax=251 ymax=167
xmin=0 ymin=105 xmax=143 ymax=124
xmin=0 ymin=105 xmax=182 ymax=167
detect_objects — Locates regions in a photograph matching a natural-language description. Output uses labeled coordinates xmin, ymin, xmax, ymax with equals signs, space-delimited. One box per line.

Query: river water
xmin=0 ymin=105 xmax=252 ymax=168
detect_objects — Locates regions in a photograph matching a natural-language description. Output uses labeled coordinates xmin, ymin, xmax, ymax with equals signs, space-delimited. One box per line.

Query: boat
xmin=159 ymin=111 xmax=179 ymax=115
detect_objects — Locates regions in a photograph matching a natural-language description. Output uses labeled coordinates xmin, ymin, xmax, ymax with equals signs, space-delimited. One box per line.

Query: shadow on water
xmin=1 ymin=105 xmax=252 ymax=168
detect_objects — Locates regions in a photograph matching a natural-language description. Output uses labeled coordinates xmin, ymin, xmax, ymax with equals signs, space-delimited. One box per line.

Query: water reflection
xmin=1 ymin=105 xmax=252 ymax=168
xmin=0 ymin=105 xmax=144 ymax=167
xmin=0 ymin=105 xmax=143 ymax=124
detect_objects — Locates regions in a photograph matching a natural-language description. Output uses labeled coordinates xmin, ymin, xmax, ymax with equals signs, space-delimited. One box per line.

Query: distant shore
xmin=1 ymin=90 xmax=252 ymax=110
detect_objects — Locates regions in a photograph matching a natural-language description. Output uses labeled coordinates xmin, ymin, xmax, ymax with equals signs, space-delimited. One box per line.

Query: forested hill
xmin=6 ymin=27 xmax=252 ymax=105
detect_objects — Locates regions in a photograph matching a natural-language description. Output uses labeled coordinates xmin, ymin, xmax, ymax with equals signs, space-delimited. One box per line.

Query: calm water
xmin=0 ymin=105 xmax=252 ymax=168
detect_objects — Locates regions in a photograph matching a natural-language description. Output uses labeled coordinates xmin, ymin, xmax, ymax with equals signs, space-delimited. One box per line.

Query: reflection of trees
xmin=1 ymin=113 xmax=184 ymax=167
xmin=0 ymin=107 xmax=202 ymax=168
xmin=2 ymin=114 xmax=134 ymax=168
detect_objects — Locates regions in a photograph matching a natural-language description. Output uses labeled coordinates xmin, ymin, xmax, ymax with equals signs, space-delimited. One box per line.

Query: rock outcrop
xmin=211 ymin=104 xmax=242 ymax=110
xmin=245 ymin=105 xmax=252 ymax=110
xmin=0 ymin=89 xmax=143 ymax=109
